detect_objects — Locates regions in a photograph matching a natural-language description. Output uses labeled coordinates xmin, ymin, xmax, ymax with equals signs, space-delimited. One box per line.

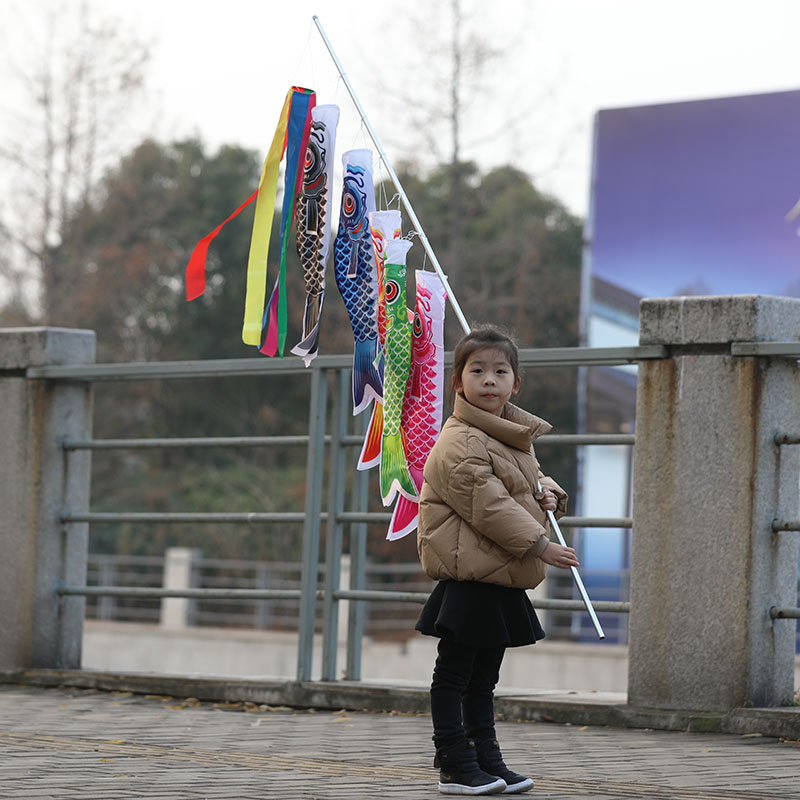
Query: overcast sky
xmin=4 ymin=0 xmax=800 ymax=217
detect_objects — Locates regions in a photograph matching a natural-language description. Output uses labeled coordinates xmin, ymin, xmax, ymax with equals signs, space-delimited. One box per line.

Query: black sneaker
xmin=436 ymin=739 xmax=507 ymax=795
xmin=473 ymin=739 xmax=534 ymax=794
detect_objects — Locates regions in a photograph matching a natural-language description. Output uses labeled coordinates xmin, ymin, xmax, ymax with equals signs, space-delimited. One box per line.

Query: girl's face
xmin=455 ymin=347 xmax=520 ymax=416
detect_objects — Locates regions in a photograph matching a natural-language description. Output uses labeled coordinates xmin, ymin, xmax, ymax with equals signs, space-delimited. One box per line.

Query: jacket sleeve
xmin=537 ymin=472 xmax=568 ymax=519
xmin=443 ymin=454 xmax=549 ymax=558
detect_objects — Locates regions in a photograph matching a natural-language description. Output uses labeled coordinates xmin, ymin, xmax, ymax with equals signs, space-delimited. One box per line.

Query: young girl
xmin=415 ymin=324 xmax=579 ymax=796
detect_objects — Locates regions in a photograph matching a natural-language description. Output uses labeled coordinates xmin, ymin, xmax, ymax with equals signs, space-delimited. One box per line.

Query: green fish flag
xmin=380 ymin=240 xmax=417 ymax=505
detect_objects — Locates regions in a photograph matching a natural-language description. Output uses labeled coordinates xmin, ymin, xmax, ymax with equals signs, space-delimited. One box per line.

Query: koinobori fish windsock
xmin=333 ymin=149 xmax=381 ymax=415
xmin=387 ymin=270 xmax=447 ymax=540
xmin=291 ymin=104 xmax=340 ymax=366
xmin=357 ymin=209 xmax=403 ymax=470
xmin=380 ymin=239 xmax=417 ymax=505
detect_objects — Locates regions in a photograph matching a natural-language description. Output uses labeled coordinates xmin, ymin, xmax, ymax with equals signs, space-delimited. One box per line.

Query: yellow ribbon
xmin=242 ymin=89 xmax=295 ymax=346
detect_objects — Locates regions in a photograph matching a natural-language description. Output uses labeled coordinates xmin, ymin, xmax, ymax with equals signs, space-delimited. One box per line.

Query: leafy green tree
xmin=0 ymin=0 xmax=150 ymax=321
xmin=56 ymin=138 xmax=316 ymax=560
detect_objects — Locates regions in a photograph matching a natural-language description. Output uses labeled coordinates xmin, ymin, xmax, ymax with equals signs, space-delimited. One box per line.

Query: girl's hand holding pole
xmin=539 ymin=489 xmax=558 ymax=512
xmin=540 ymin=541 xmax=580 ymax=569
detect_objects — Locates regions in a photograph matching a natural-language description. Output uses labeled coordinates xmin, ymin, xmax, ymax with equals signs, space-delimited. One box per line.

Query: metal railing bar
xmin=731 ymin=342 xmax=800 ymax=358
xmin=335 ymin=589 xmax=429 ymax=604
xmin=771 ymin=519 xmax=800 ymax=532
xmin=63 ymin=511 xmax=632 ymax=528
xmin=61 ymin=584 xmax=633 ymax=614
xmin=59 ymin=585 xmax=304 ymax=600
xmin=528 ymin=599 xmax=630 ymax=613
xmin=61 ymin=512 xmax=311 ymax=524
xmin=537 ymin=434 xmax=635 ymax=446
xmin=63 ymin=432 xmax=635 ymax=450
xmin=518 ymin=345 xmax=666 ymax=364
xmin=27 ymin=345 xmax=667 ymax=382
xmin=336 ymin=512 xmax=632 ymax=528
xmin=27 ymin=354 xmax=354 ymax=381
xmin=337 ymin=512 xmax=392 ymax=524
xmin=519 ymin=359 xmax=645 ymax=368
xmin=558 ymin=516 xmax=633 ymax=528
xmin=774 ymin=433 xmax=800 ymax=446
xmin=769 ymin=606 xmax=800 ymax=619
xmin=63 ymin=435 xmax=313 ymax=450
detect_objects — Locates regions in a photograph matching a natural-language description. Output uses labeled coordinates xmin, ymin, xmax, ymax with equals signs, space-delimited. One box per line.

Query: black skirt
xmin=415 ymin=580 xmax=545 ymax=648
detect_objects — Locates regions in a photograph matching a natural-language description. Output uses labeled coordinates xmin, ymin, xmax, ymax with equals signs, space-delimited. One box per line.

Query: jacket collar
xmin=453 ymin=393 xmax=552 ymax=451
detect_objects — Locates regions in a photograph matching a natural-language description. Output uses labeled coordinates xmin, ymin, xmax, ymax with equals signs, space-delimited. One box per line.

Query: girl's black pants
xmin=429 ymin=638 xmax=506 ymax=750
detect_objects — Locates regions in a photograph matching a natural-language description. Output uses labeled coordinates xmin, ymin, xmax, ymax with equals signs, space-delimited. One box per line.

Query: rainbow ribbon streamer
xmin=185 ymin=87 xmax=316 ymax=356
xmin=261 ymin=88 xmax=316 ymax=356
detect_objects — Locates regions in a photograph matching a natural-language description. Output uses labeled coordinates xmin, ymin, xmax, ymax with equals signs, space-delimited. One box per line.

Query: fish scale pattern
xmin=333 ymin=234 xmax=379 ymax=346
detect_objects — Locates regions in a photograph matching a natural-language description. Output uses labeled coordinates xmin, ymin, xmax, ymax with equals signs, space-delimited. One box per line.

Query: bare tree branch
xmin=0 ymin=0 xmax=151 ymax=320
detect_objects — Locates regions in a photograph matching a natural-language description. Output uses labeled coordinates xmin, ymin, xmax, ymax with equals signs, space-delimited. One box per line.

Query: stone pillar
xmin=160 ymin=548 xmax=201 ymax=630
xmin=0 ymin=327 xmax=95 ymax=670
xmin=629 ymin=296 xmax=800 ymax=711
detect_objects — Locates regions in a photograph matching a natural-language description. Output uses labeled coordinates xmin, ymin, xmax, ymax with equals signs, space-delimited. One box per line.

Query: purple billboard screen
xmin=590 ymin=90 xmax=800 ymax=300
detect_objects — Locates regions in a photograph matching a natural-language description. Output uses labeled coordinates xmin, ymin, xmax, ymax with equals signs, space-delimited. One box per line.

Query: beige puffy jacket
xmin=417 ymin=394 xmax=568 ymax=590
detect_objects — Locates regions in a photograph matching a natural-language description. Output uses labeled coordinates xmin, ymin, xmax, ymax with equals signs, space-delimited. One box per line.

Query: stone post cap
xmin=0 ymin=327 xmax=96 ymax=369
xmin=639 ymin=294 xmax=800 ymax=346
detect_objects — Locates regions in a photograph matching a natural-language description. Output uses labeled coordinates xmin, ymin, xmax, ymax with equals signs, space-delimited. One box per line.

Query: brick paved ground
xmin=1 ymin=684 xmax=799 ymax=799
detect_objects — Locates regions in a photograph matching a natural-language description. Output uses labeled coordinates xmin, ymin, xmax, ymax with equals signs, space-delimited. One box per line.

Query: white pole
xmin=312 ymin=14 xmax=470 ymax=335
xmin=312 ymin=16 xmax=605 ymax=640
xmin=547 ymin=511 xmax=605 ymax=638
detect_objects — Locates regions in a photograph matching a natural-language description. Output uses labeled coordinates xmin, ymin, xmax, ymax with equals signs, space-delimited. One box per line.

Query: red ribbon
xmin=185 ymin=190 xmax=259 ymax=301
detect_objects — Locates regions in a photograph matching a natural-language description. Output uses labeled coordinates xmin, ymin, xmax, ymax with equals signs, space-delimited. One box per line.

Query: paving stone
xmin=1 ymin=684 xmax=800 ymax=798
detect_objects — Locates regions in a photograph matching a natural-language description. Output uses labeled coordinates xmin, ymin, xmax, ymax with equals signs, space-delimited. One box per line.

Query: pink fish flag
xmin=358 ymin=209 xmax=402 ymax=470
xmin=387 ymin=270 xmax=447 ymax=540
xmin=183 ymin=87 xmax=315 ymax=354
xmin=380 ymin=240 xmax=417 ymax=505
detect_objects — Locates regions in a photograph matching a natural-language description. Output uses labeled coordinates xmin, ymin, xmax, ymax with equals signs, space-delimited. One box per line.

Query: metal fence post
xmin=346 ymin=414 xmax=369 ymax=681
xmin=296 ymin=366 xmax=328 ymax=681
xmin=321 ymin=369 xmax=350 ymax=681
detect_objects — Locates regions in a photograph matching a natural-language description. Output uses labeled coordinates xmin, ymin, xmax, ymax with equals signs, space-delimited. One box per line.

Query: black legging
xmin=429 ymin=638 xmax=505 ymax=750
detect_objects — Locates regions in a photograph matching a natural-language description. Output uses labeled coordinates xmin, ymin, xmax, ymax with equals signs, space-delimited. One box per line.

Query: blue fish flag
xmin=333 ymin=148 xmax=381 ymax=415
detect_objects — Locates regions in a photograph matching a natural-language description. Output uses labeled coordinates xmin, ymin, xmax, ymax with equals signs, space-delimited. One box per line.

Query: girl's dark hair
xmin=451 ymin=324 xmax=521 ymax=395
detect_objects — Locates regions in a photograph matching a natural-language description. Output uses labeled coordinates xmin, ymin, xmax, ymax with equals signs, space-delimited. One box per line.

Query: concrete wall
xmin=82 ymin=620 xmax=632 ymax=692
xmin=82 ymin=621 xmax=800 ymax=693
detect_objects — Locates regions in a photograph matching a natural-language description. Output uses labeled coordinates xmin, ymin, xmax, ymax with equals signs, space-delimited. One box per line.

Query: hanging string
xmin=333 ymin=73 xmax=343 ymax=105
xmin=308 ymin=23 xmax=317 ymax=94
xmin=292 ymin=22 xmax=314 ymax=84
xmin=404 ymin=230 xmax=431 ymax=270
